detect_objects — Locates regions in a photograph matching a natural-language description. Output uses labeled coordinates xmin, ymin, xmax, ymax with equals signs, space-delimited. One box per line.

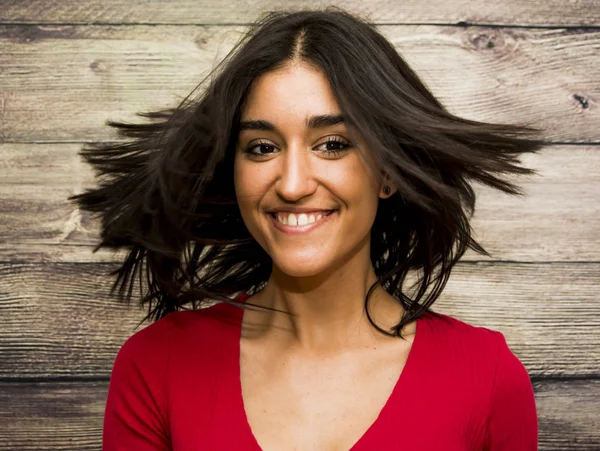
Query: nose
xmin=275 ymin=145 xmax=318 ymax=202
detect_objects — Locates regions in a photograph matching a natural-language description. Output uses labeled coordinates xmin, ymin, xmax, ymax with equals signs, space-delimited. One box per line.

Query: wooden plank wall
xmin=1 ymin=1 xmax=599 ymax=449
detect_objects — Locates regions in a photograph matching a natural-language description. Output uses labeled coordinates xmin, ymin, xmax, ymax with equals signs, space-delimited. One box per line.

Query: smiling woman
xmin=69 ymin=7 xmax=543 ymax=451
xmin=234 ymin=62 xmax=389 ymax=281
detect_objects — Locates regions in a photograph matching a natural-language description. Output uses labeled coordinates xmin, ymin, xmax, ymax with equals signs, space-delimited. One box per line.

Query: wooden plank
xmin=0 ymin=262 xmax=598 ymax=379
xmin=533 ymin=379 xmax=600 ymax=450
xmin=0 ymin=142 xmax=109 ymax=262
xmin=1 ymin=0 xmax=599 ymax=26
xmin=0 ymin=381 xmax=107 ymax=451
xmin=0 ymin=25 xmax=598 ymax=142
xmin=0 ymin=262 xmax=144 ymax=379
xmin=0 ymin=379 xmax=598 ymax=449
xmin=2 ymin=143 xmax=599 ymax=262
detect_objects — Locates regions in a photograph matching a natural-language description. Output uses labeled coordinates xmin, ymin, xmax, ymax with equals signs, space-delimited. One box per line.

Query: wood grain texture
xmin=0 ymin=261 xmax=598 ymax=379
xmin=1 ymin=2 xmax=599 ymax=448
xmin=0 ymin=381 xmax=107 ymax=451
xmin=0 ymin=378 xmax=599 ymax=449
xmin=1 ymin=0 xmax=599 ymax=26
xmin=533 ymin=379 xmax=600 ymax=450
xmin=1 ymin=25 xmax=598 ymax=142
xmin=2 ymin=143 xmax=599 ymax=262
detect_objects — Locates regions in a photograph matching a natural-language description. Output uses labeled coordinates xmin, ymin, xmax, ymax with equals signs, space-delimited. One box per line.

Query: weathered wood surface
xmin=1 ymin=0 xmax=599 ymax=27
xmin=0 ymin=261 xmax=598 ymax=379
xmin=1 ymin=25 xmax=598 ymax=143
xmin=2 ymin=143 xmax=598 ymax=263
xmin=1 ymin=1 xmax=599 ymax=449
xmin=0 ymin=379 xmax=599 ymax=450
xmin=0 ymin=381 xmax=107 ymax=451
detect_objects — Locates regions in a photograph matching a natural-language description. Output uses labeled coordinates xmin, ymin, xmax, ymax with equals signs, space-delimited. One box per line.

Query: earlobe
xmin=380 ymin=172 xmax=396 ymax=198
xmin=380 ymin=184 xmax=396 ymax=198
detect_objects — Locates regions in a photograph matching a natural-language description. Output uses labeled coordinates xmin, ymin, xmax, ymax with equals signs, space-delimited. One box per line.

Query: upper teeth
xmin=275 ymin=212 xmax=326 ymax=226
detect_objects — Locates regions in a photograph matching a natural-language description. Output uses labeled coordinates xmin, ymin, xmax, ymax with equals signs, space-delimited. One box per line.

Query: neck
xmin=245 ymin=242 xmax=405 ymax=354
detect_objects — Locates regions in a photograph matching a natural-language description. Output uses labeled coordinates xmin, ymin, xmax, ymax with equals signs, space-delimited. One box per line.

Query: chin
xmin=271 ymin=253 xmax=336 ymax=279
xmin=277 ymin=267 xmax=326 ymax=278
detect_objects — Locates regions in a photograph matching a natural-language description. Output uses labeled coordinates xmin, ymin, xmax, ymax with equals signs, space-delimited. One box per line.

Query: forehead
xmin=240 ymin=61 xmax=342 ymax=123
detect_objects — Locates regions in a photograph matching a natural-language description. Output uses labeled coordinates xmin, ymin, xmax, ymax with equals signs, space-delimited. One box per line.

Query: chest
xmin=239 ymin=339 xmax=414 ymax=451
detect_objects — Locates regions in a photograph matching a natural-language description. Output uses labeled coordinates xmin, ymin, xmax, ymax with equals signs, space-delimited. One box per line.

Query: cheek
xmin=333 ymin=160 xmax=380 ymax=210
xmin=233 ymin=158 xmax=259 ymax=206
xmin=233 ymin=159 xmax=268 ymax=227
xmin=339 ymin=165 xmax=381 ymax=239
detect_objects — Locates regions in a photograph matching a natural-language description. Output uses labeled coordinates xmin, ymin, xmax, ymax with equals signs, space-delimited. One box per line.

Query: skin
xmin=233 ymin=60 xmax=418 ymax=450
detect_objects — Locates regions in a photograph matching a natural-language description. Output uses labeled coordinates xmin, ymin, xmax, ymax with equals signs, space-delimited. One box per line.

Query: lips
xmin=267 ymin=209 xmax=337 ymax=233
xmin=268 ymin=208 xmax=336 ymax=214
xmin=270 ymin=210 xmax=335 ymax=226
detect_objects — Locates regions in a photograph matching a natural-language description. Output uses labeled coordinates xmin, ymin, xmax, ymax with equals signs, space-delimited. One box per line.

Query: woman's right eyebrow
xmin=239 ymin=114 xmax=346 ymax=132
xmin=239 ymin=119 xmax=275 ymax=131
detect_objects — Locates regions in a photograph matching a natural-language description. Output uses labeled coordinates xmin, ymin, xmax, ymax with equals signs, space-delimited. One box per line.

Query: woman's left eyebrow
xmin=239 ymin=114 xmax=346 ymax=132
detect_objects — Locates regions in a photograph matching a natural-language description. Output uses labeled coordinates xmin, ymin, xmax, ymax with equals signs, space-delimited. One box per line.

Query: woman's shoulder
xmin=422 ymin=309 xmax=531 ymax=387
xmin=167 ymin=301 xmax=243 ymax=332
xmin=421 ymin=310 xmax=534 ymax=404
xmin=420 ymin=309 xmax=524 ymax=377
xmin=423 ymin=309 xmax=506 ymax=349
xmin=417 ymin=311 xmax=536 ymax=446
xmin=115 ymin=302 xmax=242 ymax=360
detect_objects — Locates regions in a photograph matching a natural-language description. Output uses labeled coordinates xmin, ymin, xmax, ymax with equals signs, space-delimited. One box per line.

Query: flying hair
xmin=69 ymin=7 xmax=545 ymax=337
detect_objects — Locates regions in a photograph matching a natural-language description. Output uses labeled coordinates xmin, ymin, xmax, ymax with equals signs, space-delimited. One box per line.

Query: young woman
xmin=70 ymin=8 xmax=543 ymax=450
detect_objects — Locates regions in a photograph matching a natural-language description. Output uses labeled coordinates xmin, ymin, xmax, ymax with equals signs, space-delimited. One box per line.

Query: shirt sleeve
xmin=484 ymin=331 xmax=538 ymax=450
xmin=102 ymin=317 xmax=172 ymax=450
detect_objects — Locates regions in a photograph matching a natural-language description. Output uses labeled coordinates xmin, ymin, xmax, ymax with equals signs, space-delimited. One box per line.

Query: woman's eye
xmin=244 ymin=142 xmax=278 ymax=156
xmin=315 ymin=137 xmax=352 ymax=155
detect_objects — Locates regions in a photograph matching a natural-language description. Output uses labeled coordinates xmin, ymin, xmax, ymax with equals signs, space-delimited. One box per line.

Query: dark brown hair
xmin=69 ymin=7 xmax=545 ymax=337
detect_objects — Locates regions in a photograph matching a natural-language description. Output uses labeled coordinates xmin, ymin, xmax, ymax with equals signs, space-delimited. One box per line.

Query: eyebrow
xmin=238 ymin=114 xmax=345 ymax=132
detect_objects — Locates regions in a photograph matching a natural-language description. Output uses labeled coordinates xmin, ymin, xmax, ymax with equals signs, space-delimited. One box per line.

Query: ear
xmin=379 ymin=173 xmax=397 ymax=199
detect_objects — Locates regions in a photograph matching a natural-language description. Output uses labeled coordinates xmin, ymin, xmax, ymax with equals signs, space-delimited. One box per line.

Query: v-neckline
xmin=230 ymin=297 xmax=428 ymax=450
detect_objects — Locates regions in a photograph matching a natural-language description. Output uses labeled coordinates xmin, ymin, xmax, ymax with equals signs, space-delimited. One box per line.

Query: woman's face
xmin=234 ymin=61 xmax=386 ymax=278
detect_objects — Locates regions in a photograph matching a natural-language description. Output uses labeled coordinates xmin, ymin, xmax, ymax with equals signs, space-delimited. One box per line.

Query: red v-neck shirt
xmin=103 ymin=295 xmax=538 ymax=450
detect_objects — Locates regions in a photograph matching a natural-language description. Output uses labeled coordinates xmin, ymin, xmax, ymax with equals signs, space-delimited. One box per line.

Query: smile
xmin=268 ymin=210 xmax=336 ymax=234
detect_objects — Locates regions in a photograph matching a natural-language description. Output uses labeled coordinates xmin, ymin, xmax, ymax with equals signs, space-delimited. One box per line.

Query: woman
xmin=70 ymin=7 xmax=543 ymax=450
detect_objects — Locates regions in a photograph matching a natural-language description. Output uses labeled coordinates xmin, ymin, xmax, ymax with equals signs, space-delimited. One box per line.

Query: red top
xmin=103 ymin=295 xmax=538 ymax=450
